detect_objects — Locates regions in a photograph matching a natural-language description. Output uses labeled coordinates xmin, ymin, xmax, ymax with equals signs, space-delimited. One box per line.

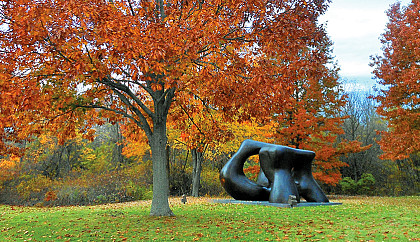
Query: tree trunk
xmin=111 ymin=122 xmax=124 ymax=164
xmin=149 ymin=122 xmax=174 ymax=216
xmin=191 ymin=148 xmax=203 ymax=197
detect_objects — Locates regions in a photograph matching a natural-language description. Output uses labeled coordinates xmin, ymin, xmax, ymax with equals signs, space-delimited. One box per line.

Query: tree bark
xmin=191 ymin=148 xmax=203 ymax=197
xmin=149 ymin=121 xmax=174 ymax=216
xmin=111 ymin=122 xmax=124 ymax=164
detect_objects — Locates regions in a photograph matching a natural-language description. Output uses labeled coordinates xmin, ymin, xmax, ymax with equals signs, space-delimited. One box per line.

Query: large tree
xmin=1 ymin=0 xmax=331 ymax=215
xmin=371 ymin=0 xmax=420 ymax=161
xmin=269 ymin=34 xmax=368 ymax=185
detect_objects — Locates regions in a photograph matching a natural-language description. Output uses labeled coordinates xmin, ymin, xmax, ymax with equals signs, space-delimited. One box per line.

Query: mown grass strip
xmin=0 ymin=196 xmax=419 ymax=241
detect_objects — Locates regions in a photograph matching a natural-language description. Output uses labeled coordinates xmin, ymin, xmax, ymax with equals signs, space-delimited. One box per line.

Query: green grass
xmin=1 ymin=196 xmax=419 ymax=241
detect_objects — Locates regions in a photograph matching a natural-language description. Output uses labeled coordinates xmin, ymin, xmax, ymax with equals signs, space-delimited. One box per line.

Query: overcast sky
xmin=319 ymin=0 xmax=411 ymax=90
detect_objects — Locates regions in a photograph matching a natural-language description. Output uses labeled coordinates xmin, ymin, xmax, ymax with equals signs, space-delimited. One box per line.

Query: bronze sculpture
xmin=220 ymin=139 xmax=329 ymax=204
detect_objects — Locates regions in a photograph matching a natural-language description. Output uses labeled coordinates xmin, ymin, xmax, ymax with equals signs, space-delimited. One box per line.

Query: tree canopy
xmin=1 ymin=0 xmax=336 ymax=215
xmin=371 ymin=0 xmax=420 ymax=161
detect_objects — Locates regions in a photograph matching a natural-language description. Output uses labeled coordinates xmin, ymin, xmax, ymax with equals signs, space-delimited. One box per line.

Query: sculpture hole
xmin=243 ymin=155 xmax=260 ymax=182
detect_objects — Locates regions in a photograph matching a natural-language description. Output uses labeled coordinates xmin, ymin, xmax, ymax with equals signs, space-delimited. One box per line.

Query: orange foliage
xmin=44 ymin=190 xmax=58 ymax=202
xmin=266 ymin=32 xmax=369 ymax=185
xmin=1 ymin=0 xmax=334 ymax=214
xmin=0 ymin=155 xmax=20 ymax=188
xmin=0 ymin=0 xmax=333 ymax=150
xmin=121 ymin=122 xmax=150 ymax=161
xmin=0 ymin=1 xmax=334 ymax=146
xmin=371 ymin=0 xmax=420 ymax=160
xmin=168 ymin=95 xmax=235 ymax=152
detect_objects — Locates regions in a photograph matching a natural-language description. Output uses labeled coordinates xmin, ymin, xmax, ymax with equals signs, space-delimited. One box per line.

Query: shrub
xmin=339 ymin=173 xmax=376 ymax=195
xmin=200 ymin=169 xmax=225 ymax=196
xmin=54 ymin=186 xmax=91 ymax=205
xmin=169 ymin=166 xmax=192 ymax=196
xmin=125 ymin=180 xmax=152 ymax=201
xmin=16 ymin=174 xmax=54 ymax=204
xmin=357 ymin=173 xmax=376 ymax=195
xmin=51 ymin=169 xmax=152 ymax=206
xmin=44 ymin=190 xmax=58 ymax=202
xmin=3 ymin=162 xmax=154 ymax=206
xmin=340 ymin=177 xmax=358 ymax=195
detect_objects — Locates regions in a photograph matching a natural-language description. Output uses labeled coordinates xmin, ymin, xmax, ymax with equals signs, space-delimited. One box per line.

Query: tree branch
xmin=163 ymin=87 xmax=176 ymax=117
xmin=76 ymin=103 xmax=152 ymax=138
xmin=107 ymin=85 xmax=153 ymax=136
xmin=99 ymin=77 xmax=155 ymax=118
xmin=179 ymin=103 xmax=206 ymax=137
xmin=127 ymin=0 xmax=136 ymax=16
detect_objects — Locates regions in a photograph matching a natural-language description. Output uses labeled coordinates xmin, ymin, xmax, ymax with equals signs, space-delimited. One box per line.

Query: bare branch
xmin=127 ymin=0 xmax=136 ymax=16
xmin=162 ymin=87 xmax=176 ymax=116
xmin=99 ymin=77 xmax=154 ymax=118
xmin=109 ymin=87 xmax=153 ymax=136
xmin=179 ymin=103 xmax=206 ymax=137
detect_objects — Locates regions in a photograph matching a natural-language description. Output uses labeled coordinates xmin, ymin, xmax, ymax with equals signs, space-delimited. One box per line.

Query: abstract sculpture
xmin=220 ymin=139 xmax=329 ymax=204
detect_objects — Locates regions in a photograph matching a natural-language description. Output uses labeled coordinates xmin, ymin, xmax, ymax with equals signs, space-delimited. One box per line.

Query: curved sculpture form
xmin=220 ymin=139 xmax=329 ymax=204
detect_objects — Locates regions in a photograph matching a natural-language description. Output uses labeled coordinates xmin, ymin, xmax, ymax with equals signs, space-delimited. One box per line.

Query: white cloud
xmin=319 ymin=0 xmax=412 ymax=86
xmin=322 ymin=8 xmax=388 ymax=40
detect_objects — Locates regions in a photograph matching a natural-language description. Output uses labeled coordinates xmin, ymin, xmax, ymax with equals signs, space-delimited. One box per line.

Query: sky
xmin=319 ymin=0 xmax=411 ymax=90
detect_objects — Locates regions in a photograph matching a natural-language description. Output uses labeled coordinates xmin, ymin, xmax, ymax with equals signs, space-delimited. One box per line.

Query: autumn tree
xmin=371 ymin=0 xmax=420 ymax=161
xmin=268 ymin=33 xmax=368 ymax=185
xmin=0 ymin=154 xmax=20 ymax=190
xmin=169 ymin=95 xmax=235 ymax=197
xmin=1 ymin=0 xmax=333 ymax=215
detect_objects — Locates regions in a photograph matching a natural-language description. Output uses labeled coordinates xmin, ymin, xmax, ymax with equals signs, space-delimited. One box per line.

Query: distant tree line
xmin=336 ymin=90 xmax=419 ymax=196
xmin=1 ymin=90 xmax=418 ymax=207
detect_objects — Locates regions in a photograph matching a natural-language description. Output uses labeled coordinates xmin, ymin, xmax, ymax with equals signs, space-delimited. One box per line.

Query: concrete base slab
xmin=211 ymin=199 xmax=342 ymax=208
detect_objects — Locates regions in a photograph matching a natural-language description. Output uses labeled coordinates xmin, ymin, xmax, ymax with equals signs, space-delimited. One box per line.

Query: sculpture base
xmin=211 ymin=199 xmax=342 ymax=208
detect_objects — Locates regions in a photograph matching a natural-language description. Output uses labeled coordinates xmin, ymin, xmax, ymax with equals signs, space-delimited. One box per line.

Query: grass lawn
xmin=1 ymin=196 xmax=419 ymax=241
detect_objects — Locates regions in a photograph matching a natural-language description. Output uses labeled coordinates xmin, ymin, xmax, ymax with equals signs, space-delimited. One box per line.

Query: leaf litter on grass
xmin=0 ymin=196 xmax=419 ymax=241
